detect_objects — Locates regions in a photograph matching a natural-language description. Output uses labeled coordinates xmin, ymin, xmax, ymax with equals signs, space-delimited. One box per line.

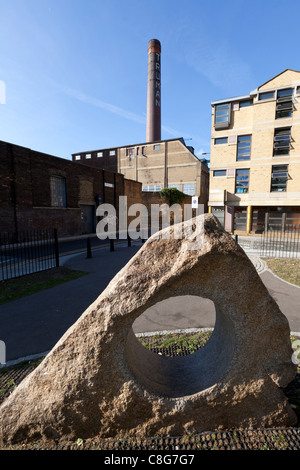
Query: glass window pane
xmin=182 ymin=183 xmax=196 ymax=195
xmin=239 ymin=100 xmax=253 ymax=107
xmin=216 ymin=103 xmax=229 ymax=110
xmin=215 ymin=137 xmax=228 ymax=144
xmin=237 ymin=135 xmax=251 ymax=161
xmin=216 ymin=116 xmax=229 ymax=123
xmin=51 ymin=176 xmax=66 ymax=207
xmin=271 ymin=165 xmax=288 ymax=192
xmin=235 ymin=169 xmax=249 ymax=193
xmin=277 ymin=88 xmax=293 ymax=97
xmin=259 ymin=91 xmax=274 ymax=100
xmin=213 ymin=170 xmax=226 ymax=176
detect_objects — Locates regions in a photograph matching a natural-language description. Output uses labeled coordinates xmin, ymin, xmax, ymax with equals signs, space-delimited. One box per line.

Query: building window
xmin=85 ymin=154 xmax=91 ymax=159
xmin=235 ymin=169 xmax=249 ymax=194
xmin=50 ymin=176 xmax=66 ymax=207
xmin=258 ymin=91 xmax=275 ymax=100
xmin=273 ymin=128 xmax=291 ymax=156
xmin=168 ymin=184 xmax=180 ymax=190
xmin=214 ymin=137 xmax=228 ymax=145
xmin=109 ymin=150 xmax=116 ymax=156
xmin=213 ymin=170 xmax=226 ymax=177
xmin=239 ymin=100 xmax=253 ymax=107
xmin=237 ymin=135 xmax=251 ymax=161
xmin=75 ymin=155 xmax=81 ymax=160
xmin=97 ymin=152 xmax=103 ymax=158
xmin=214 ymin=103 xmax=231 ymax=129
xmin=142 ymin=146 xmax=146 ymax=155
xmin=276 ymin=88 xmax=293 ymax=119
xmin=182 ymin=183 xmax=196 ymax=196
xmin=126 ymin=148 xmax=135 ymax=157
xmin=153 ymin=144 xmax=161 ymax=150
xmin=142 ymin=184 xmax=162 ymax=192
xmin=271 ymin=165 xmax=288 ymax=192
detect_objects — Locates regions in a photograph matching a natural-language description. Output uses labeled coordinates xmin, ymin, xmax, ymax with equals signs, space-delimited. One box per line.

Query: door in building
xmin=234 ymin=208 xmax=247 ymax=232
xmin=80 ymin=205 xmax=95 ymax=234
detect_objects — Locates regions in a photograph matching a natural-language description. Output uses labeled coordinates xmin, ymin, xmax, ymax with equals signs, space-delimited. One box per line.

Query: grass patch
xmin=139 ymin=331 xmax=212 ymax=355
xmin=263 ymin=258 xmax=300 ymax=287
xmin=0 ymin=267 xmax=89 ymax=305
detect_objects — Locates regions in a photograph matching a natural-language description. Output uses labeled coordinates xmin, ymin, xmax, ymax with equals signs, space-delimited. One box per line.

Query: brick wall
xmin=0 ymin=141 xmax=140 ymax=237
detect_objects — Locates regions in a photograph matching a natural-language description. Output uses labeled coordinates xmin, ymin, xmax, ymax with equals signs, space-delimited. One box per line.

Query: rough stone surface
xmin=0 ymin=214 xmax=297 ymax=445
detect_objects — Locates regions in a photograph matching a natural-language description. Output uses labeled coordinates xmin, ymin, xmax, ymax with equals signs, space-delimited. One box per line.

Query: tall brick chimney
xmin=146 ymin=39 xmax=161 ymax=142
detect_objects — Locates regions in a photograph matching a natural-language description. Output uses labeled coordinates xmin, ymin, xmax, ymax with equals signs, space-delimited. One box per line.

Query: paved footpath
xmin=0 ymin=241 xmax=299 ymax=365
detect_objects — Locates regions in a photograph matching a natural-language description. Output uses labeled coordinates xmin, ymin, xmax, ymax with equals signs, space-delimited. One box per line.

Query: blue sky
xmin=1 ymin=0 xmax=299 ymax=160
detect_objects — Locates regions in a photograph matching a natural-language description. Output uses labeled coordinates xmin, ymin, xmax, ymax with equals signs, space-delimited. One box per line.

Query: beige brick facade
xmin=118 ymin=138 xmax=209 ymax=208
xmin=209 ymin=69 xmax=300 ymax=233
xmin=74 ymin=138 xmax=209 ymax=211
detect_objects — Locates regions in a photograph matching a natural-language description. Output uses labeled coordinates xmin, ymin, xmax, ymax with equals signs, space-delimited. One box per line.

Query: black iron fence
xmin=0 ymin=229 xmax=59 ymax=281
xmin=260 ymin=224 xmax=300 ymax=259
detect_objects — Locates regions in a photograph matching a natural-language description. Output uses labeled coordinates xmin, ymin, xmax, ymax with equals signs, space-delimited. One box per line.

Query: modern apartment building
xmin=208 ymin=69 xmax=300 ymax=233
xmin=72 ymin=138 xmax=209 ymax=209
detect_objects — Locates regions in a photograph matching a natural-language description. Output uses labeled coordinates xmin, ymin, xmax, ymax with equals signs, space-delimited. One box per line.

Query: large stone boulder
xmin=0 ymin=214 xmax=297 ymax=445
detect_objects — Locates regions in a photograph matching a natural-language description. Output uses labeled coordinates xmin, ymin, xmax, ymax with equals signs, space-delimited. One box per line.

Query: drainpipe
xmin=164 ymin=141 xmax=168 ymax=188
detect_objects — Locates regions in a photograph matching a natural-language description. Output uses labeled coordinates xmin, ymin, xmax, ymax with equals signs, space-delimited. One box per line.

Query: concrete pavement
xmin=0 ymin=239 xmax=299 ymax=366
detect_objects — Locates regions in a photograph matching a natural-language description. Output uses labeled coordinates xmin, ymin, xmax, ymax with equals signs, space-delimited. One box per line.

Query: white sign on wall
xmin=192 ymin=196 xmax=198 ymax=208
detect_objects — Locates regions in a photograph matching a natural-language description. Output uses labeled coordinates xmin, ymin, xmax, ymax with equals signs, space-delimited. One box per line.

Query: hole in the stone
xmin=132 ymin=295 xmax=215 ymax=357
xmin=126 ymin=296 xmax=235 ymax=398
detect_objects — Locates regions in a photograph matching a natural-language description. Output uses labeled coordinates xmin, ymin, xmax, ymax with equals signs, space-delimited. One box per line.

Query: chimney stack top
xmin=148 ymin=39 xmax=161 ymax=54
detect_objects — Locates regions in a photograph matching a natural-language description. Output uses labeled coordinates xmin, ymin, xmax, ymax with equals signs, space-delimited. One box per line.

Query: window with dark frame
xmin=126 ymin=148 xmax=135 ymax=157
xmin=214 ymin=137 xmax=228 ymax=145
xmin=239 ymin=99 xmax=253 ymax=107
xmin=214 ymin=103 xmax=231 ymax=128
xmin=258 ymin=91 xmax=275 ymax=100
xmin=213 ymin=170 xmax=226 ymax=176
xmin=237 ymin=135 xmax=251 ymax=161
xmin=50 ymin=176 xmax=66 ymax=207
xmin=273 ymin=128 xmax=291 ymax=156
xmin=235 ymin=169 xmax=249 ymax=194
xmin=276 ymin=88 xmax=293 ymax=119
xmin=271 ymin=165 xmax=288 ymax=192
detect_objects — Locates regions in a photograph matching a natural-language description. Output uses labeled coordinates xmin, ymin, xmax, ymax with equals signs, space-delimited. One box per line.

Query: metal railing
xmin=0 ymin=229 xmax=59 ymax=281
xmin=260 ymin=224 xmax=300 ymax=259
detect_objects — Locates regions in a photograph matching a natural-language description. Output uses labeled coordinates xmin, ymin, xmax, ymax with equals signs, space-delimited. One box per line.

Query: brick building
xmin=72 ymin=137 xmax=209 ymax=211
xmin=0 ymin=141 xmax=141 ymax=237
xmin=209 ymin=69 xmax=300 ymax=233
